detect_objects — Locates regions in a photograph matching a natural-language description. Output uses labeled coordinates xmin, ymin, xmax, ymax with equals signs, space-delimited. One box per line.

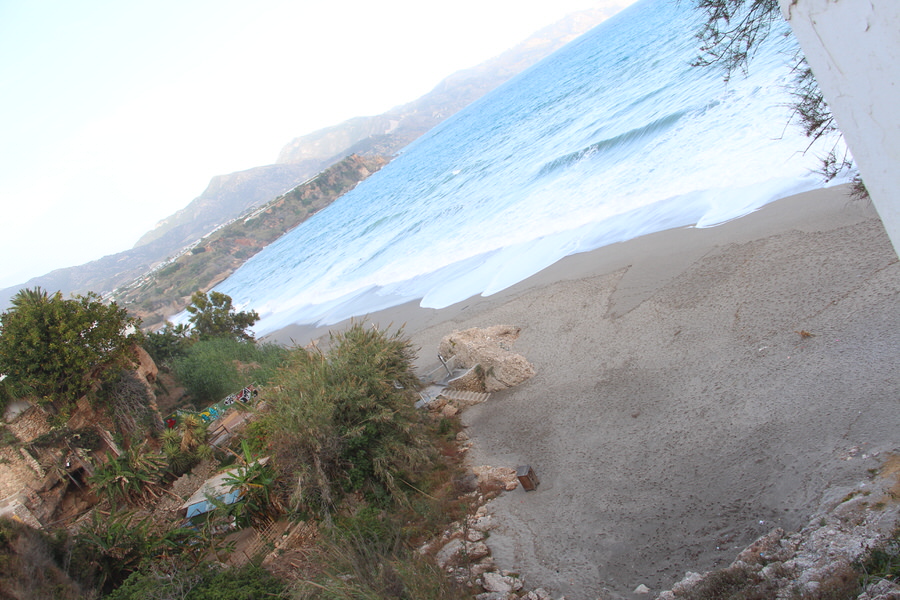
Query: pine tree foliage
xmin=0 ymin=288 xmax=141 ymax=406
xmin=185 ymin=291 xmax=259 ymax=342
xmin=693 ymin=0 xmax=868 ymax=196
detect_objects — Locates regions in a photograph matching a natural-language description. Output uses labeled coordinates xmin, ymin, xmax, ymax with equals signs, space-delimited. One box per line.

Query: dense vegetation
xmin=0 ymin=283 xmax=478 ymax=599
xmin=0 ymin=288 xmax=141 ymax=411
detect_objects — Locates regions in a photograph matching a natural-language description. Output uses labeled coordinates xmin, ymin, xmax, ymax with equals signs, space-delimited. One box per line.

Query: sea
xmin=212 ymin=0 xmax=850 ymax=338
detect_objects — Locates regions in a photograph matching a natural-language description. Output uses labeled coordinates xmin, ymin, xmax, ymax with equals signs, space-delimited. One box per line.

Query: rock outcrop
xmin=439 ymin=325 xmax=535 ymax=392
xmin=0 ymin=347 xmax=163 ymax=527
xmin=655 ymin=461 xmax=900 ymax=600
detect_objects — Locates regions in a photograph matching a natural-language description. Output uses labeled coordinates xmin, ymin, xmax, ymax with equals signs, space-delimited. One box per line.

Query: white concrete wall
xmin=779 ymin=0 xmax=900 ymax=257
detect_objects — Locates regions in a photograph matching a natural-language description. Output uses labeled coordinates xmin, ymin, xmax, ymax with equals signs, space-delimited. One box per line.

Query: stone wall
xmin=0 ymin=447 xmax=42 ymax=500
xmin=5 ymin=405 xmax=52 ymax=444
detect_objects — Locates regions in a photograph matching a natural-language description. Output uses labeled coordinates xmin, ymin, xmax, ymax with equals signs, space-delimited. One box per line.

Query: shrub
xmin=293 ymin=532 xmax=468 ymax=600
xmin=108 ymin=563 xmax=287 ymax=600
xmin=264 ymin=323 xmax=431 ymax=517
xmin=173 ymin=338 xmax=287 ymax=405
xmin=88 ymin=443 xmax=168 ymax=508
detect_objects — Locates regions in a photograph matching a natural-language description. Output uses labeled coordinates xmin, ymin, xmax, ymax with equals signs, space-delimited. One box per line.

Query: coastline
xmin=265 ymin=184 xmax=900 ymax=598
xmin=263 ymin=183 xmax=882 ymax=361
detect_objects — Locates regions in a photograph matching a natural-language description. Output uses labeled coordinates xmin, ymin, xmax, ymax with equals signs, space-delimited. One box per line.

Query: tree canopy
xmin=0 ymin=288 xmax=142 ymax=406
xmin=185 ymin=291 xmax=259 ymax=342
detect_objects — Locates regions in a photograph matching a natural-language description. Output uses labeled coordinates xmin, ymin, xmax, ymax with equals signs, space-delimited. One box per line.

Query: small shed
xmin=179 ymin=458 xmax=269 ymax=519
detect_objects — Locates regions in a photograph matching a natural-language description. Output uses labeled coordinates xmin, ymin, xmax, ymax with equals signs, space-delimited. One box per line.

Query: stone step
xmin=437 ymin=389 xmax=491 ymax=405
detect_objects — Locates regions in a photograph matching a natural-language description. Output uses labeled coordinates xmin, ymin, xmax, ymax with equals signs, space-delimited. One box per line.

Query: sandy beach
xmin=267 ymin=184 xmax=900 ymax=599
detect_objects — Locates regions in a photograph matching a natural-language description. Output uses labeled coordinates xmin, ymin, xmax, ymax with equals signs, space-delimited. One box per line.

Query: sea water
xmin=214 ymin=0 xmax=850 ymax=337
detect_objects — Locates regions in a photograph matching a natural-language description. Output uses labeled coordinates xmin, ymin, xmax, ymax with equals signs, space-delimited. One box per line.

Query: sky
xmin=0 ymin=0 xmax=630 ymax=290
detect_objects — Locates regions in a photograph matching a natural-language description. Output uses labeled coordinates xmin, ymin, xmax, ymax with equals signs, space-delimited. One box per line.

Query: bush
xmin=264 ymin=323 xmax=431 ymax=517
xmin=293 ymin=533 xmax=467 ymax=600
xmin=108 ymin=563 xmax=287 ymax=600
xmin=173 ymin=338 xmax=287 ymax=405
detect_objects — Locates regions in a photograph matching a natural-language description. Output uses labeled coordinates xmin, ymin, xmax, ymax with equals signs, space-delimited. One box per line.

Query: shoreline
xmin=269 ymin=183 xmax=900 ymax=599
xmin=263 ymin=184 xmax=877 ymax=358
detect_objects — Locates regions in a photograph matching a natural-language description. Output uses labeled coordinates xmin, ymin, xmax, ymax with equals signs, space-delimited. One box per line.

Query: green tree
xmin=185 ymin=291 xmax=259 ymax=342
xmin=0 ymin=288 xmax=142 ymax=407
xmin=142 ymin=321 xmax=193 ymax=368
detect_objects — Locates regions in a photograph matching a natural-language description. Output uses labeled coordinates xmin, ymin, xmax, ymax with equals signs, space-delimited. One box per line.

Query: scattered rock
xmin=467 ymin=528 xmax=485 ymax=542
xmin=473 ymin=465 xmax=519 ymax=492
xmin=734 ymin=527 xmax=788 ymax=565
xmin=482 ymin=571 xmax=523 ymax=594
xmin=634 ymin=583 xmax=651 ymax=594
xmin=656 ymin=470 xmax=900 ymax=600
xmin=475 ymin=592 xmax=512 ymax=600
xmin=436 ymin=539 xmax=464 ymax=569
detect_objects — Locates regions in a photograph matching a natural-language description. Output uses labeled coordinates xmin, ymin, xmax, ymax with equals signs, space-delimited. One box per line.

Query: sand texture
xmin=269 ymin=185 xmax=900 ymax=599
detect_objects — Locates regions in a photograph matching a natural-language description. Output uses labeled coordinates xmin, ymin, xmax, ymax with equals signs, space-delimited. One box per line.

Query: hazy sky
xmin=0 ymin=0 xmax=628 ymax=290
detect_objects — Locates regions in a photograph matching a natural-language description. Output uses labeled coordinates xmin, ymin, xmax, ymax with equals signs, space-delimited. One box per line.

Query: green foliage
xmin=27 ymin=426 xmax=102 ymax=452
xmin=693 ymin=0 xmax=781 ymax=79
xmin=173 ymin=337 xmax=287 ymax=405
xmin=186 ymin=291 xmax=259 ymax=342
xmin=264 ymin=323 xmax=430 ymax=517
xmin=67 ymin=511 xmax=163 ymax=595
xmin=293 ymin=533 xmax=467 ymax=600
xmin=88 ymin=442 xmax=168 ymax=508
xmin=221 ymin=440 xmax=282 ymax=527
xmin=108 ymin=563 xmax=287 ymax=600
xmin=859 ymin=534 xmax=900 ymax=586
xmin=0 ymin=288 xmax=142 ymax=407
xmin=143 ymin=321 xmax=193 ymax=368
xmin=161 ymin=413 xmax=212 ymax=476
xmin=692 ymin=0 xmax=867 ymax=197
xmin=0 ymin=424 xmax=17 ymax=447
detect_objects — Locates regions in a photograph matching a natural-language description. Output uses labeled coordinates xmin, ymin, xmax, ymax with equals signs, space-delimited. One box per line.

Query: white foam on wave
xmin=207 ymin=0 xmax=852 ymax=339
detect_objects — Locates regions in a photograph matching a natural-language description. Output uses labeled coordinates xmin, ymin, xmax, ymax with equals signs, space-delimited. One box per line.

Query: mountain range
xmin=0 ymin=6 xmax=628 ymax=312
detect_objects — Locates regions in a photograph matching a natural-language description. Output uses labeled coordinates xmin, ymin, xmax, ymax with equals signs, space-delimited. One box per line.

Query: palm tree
xmin=223 ymin=440 xmax=281 ymax=527
xmin=9 ymin=286 xmax=53 ymax=309
xmin=161 ymin=413 xmax=212 ymax=475
xmin=88 ymin=442 xmax=167 ymax=508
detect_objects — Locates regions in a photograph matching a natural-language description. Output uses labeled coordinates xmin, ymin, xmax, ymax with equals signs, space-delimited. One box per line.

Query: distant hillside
xmin=276 ymin=8 xmax=622 ymax=166
xmin=113 ymin=154 xmax=389 ymax=329
xmin=134 ymin=164 xmax=317 ymax=249
xmin=0 ymin=6 xmax=627 ymax=311
xmin=0 ymin=163 xmax=312 ymax=309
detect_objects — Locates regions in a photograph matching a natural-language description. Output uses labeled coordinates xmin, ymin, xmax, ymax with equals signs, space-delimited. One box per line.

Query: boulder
xmin=472 ymin=465 xmax=519 ymax=492
xmin=482 ymin=571 xmax=523 ymax=594
xmin=439 ymin=326 xmax=535 ymax=392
